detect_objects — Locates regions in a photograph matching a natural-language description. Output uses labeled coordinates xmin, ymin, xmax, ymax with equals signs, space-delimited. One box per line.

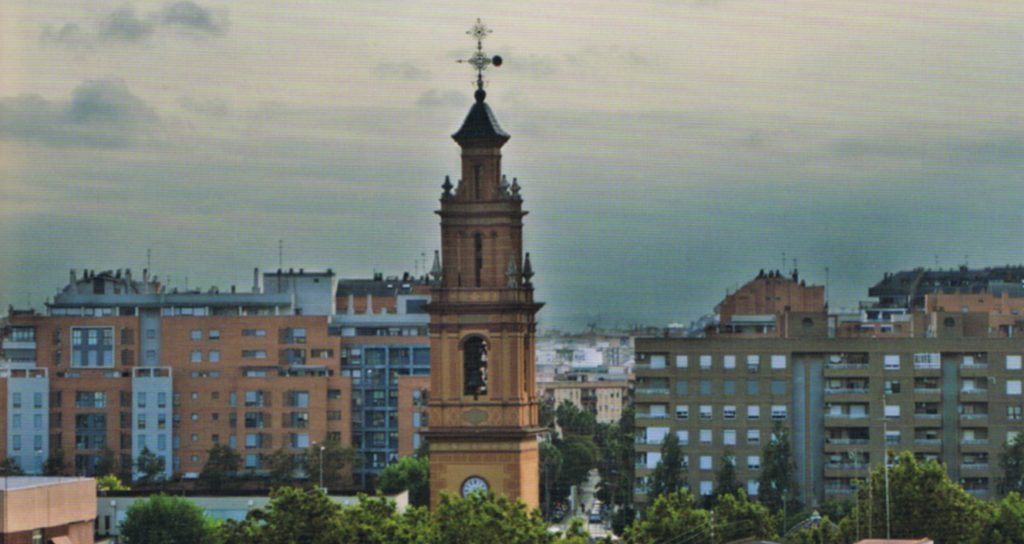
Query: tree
xmin=97 ymin=474 xmax=130 ymax=492
xmin=120 ymin=495 xmax=219 ymax=544
xmin=0 ymin=457 xmax=24 ymax=476
xmin=595 ymin=407 xmax=635 ymax=534
xmin=648 ymin=431 xmax=685 ymax=498
xmin=305 ymin=437 xmax=358 ymax=490
xmin=981 ymin=492 xmax=1024 ymax=544
xmin=200 ymin=445 xmax=242 ymax=491
xmin=377 ymin=455 xmax=430 ymax=507
xmin=334 ymin=493 xmax=433 ymax=544
xmin=433 ymin=491 xmax=578 ymax=544
xmin=787 ymin=516 xmax=843 ymax=544
xmin=136 ymin=447 xmax=166 ymax=484
xmin=95 ymin=447 xmax=116 ymax=477
xmin=621 ymin=490 xmax=710 ymax=544
xmin=842 ymin=451 xmax=987 ymax=543
xmin=264 ymin=448 xmax=297 ymax=487
xmin=221 ymin=486 xmax=341 ymax=544
xmin=712 ymin=490 xmax=777 ymax=543
xmin=539 ymin=440 xmax=563 ymax=518
xmin=43 ymin=451 xmax=66 ymax=476
xmin=539 ymin=396 xmax=557 ymax=429
xmin=555 ymin=400 xmax=597 ymax=437
xmin=1000 ymin=433 xmax=1024 ymax=496
xmin=711 ymin=451 xmax=741 ymax=506
xmin=554 ymin=435 xmax=598 ymax=503
xmin=758 ymin=422 xmax=800 ymax=513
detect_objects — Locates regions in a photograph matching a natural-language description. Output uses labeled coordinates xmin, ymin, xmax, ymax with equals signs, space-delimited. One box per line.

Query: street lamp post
xmin=319 ymin=444 xmax=326 ymax=491
xmin=110 ymin=500 xmax=118 ymax=541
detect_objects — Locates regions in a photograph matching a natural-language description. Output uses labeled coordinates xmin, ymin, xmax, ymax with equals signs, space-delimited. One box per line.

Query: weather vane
xmin=458 ymin=18 xmax=503 ymax=93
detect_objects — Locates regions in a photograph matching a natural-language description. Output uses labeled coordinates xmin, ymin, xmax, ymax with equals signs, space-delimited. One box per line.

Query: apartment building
xmin=1 ymin=268 xmax=352 ymax=481
xmin=539 ymin=378 xmax=630 ymax=424
xmin=634 ymin=268 xmax=1024 ymax=506
xmin=333 ymin=274 xmax=432 ymax=486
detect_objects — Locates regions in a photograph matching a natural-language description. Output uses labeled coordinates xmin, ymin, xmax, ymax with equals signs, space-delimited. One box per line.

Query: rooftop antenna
xmin=457 ymin=18 xmax=503 ymax=94
xmin=146 ymin=248 xmax=152 ymax=270
xmin=824 ymin=266 xmax=830 ymax=306
xmin=934 ymin=255 xmax=939 ymax=269
xmin=782 ymin=251 xmax=786 ymax=272
xmin=278 ymin=239 xmax=284 ymax=270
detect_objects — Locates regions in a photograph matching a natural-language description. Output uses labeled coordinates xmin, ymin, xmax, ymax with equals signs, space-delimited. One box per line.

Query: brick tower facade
xmin=424 ymin=82 xmax=543 ymax=509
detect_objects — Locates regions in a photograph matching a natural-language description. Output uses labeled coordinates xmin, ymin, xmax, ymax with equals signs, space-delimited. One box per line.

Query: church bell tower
xmin=424 ymin=19 xmax=543 ymax=509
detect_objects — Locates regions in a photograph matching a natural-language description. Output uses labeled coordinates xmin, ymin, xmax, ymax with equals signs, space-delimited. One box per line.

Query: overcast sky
xmin=2 ymin=1 xmax=1023 ymax=329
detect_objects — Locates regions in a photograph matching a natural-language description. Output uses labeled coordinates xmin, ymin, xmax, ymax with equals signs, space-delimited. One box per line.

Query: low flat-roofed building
xmin=0 ymin=477 xmax=96 ymax=544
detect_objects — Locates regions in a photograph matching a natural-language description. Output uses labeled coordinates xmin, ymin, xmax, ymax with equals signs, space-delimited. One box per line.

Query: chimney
xmin=70 ymin=269 xmax=76 ymax=283
xmin=347 ymin=294 xmax=355 ymax=315
xmin=253 ymin=268 xmax=260 ymax=293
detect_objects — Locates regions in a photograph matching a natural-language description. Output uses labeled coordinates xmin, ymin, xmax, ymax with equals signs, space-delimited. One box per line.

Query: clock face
xmin=461 ymin=476 xmax=489 ymax=496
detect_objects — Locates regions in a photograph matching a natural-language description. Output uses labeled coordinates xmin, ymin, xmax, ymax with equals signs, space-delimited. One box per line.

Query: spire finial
xmin=457 ymin=18 xmax=503 ymax=101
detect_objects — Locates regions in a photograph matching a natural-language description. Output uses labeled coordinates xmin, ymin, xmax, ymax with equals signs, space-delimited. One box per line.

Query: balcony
xmin=825 ymin=413 xmax=869 ymax=420
xmin=966 ymin=489 xmax=989 ymax=497
xmin=913 ymin=387 xmax=941 ymax=395
xmin=826 ymin=438 xmax=869 ymax=446
xmin=826 ymin=463 xmax=868 ymax=471
xmin=961 ymin=463 xmax=989 ymax=471
xmin=960 ymin=362 xmax=988 ymax=370
xmin=825 ymin=388 xmax=869 ymax=395
xmin=636 ymin=413 xmax=670 ymax=420
xmin=913 ymin=413 xmax=941 ymax=420
xmin=825 ymin=486 xmax=854 ymax=495
xmin=635 ymin=388 xmax=671 ymax=397
xmin=913 ymin=438 xmax=942 ymax=446
xmin=913 ymin=362 xmax=941 ymax=370
xmin=959 ymin=413 xmax=988 ymax=421
xmin=961 ymin=439 xmax=990 ymax=446
xmin=960 ymin=388 xmax=989 ymax=396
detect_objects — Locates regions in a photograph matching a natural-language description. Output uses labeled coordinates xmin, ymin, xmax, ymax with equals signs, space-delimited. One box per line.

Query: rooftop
xmin=0 ymin=476 xmax=93 ymax=492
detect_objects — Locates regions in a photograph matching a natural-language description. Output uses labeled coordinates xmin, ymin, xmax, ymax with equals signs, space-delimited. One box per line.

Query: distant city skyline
xmin=3 ymin=1 xmax=1023 ymax=329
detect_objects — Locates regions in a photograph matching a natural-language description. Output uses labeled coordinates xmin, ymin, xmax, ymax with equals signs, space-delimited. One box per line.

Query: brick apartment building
xmin=634 ymin=266 xmax=1024 ymax=506
xmin=1 ymin=268 xmax=430 ymax=488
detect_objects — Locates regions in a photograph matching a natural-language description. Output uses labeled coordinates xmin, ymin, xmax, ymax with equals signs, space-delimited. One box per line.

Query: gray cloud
xmin=98 ymin=6 xmax=155 ymax=42
xmin=160 ymin=1 xmax=228 ymax=35
xmin=0 ymin=79 xmax=158 ymax=147
xmin=417 ymin=90 xmax=467 ymax=108
xmin=42 ymin=2 xmax=226 ymax=45
xmin=40 ymin=23 xmax=88 ymax=46
xmin=179 ymin=96 xmax=231 ymax=116
xmin=376 ymin=62 xmax=431 ymax=81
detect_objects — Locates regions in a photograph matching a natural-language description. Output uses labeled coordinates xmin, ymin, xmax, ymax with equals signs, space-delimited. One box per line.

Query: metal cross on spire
xmin=458 ymin=18 xmax=503 ymax=93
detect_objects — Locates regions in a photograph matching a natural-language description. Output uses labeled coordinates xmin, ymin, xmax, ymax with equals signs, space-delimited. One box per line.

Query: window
xmin=463 ymin=336 xmax=489 ymax=396
xmin=33 ymin=392 xmax=43 ymax=409
xmin=1008 ymin=380 xmax=1022 ymax=396
xmin=137 ymin=392 xmax=147 ymax=408
xmin=771 ymin=405 xmax=787 ymax=420
xmin=12 ymin=414 xmax=20 ymax=429
xmin=71 ymin=327 xmax=114 ymax=368
xmin=10 ymin=327 xmax=35 ymax=342
xmin=242 ymin=350 xmax=267 ymax=359
xmin=646 ymin=427 xmax=669 ymax=444
xmin=699 ymin=405 xmax=712 ymax=420
xmin=723 ymin=380 xmax=736 ymax=396
xmin=700 ymin=429 xmax=712 ymax=445
xmin=287 ymin=391 xmax=310 ymax=408
xmin=209 ymin=350 xmax=220 ymax=363
xmin=723 ymin=429 xmax=736 ymax=446
xmin=75 ymin=391 xmax=106 ymax=408
xmin=747 ymin=429 xmax=760 ymax=445
xmin=12 ymin=435 xmax=21 ymax=451
xmin=885 ymin=380 xmax=901 ymax=394
xmin=699 ymin=455 xmax=713 ymax=471
xmin=770 ymin=355 xmax=787 ymax=370
xmin=699 ymin=381 xmax=712 ymax=396
xmin=884 ymin=404 xmax=901 ymax=418
xmin=328 ymin=389 xmax=342 ymax=400
xmin=724 ymin=355 xmax=736 ymax=370
xmin=191 ymin=413 xmax=199 ymax=421
xmin=245 ymin=454 xmax=259 ymax=469
xmin=191 ymin=350 xmax=202 ymax=363
xmin=747 ymin=480 xmax=759 ymax=496
xmin=675 ymin=355 xmax=689 ymax=368
xmin=209 ymin=330 xmax=221 ymax=340
xmin=747 ymin=380 xmax=760 ymax=395
xmin=677 ymin=430 xmax=689 ymax=445
xmin=884 ymin=354 xmax=901 ymax=370
xmin=699 ymin=481 xmax=713 ymax=496
xmin=242 ymin=329 xmax=267 ymax=337
xmin=33 ymin=414 xmax=42 ymax=430
xmin=137 ymin=414 xmax=146 ymax=430
xmin=886 ymin=430 xmax=901 ymax=445
xmin=723 ymin=405 xmax=736 ymax=420
xmin=650 ymin=355 xmax=666 ymax=369
xmin=700 ymin=355 xmax=712 ymax=370
xmin=290 ymin=433 xmax=310 ymax=448
xmin=328 ymin=410 xmax=341 ymax=421
xmin=12 ymin=392 xmax=21 ymax=409
xmin=747 ymin=455 xmax=761 ymax=470
xmin=191 ymin=433 xmax=199 ymax=443
xmin=1007 ymin=355 xmax=1023 ymax=371
xmin=747 ymin=355 xmax=760 ymax=371
xmin=191 ymin=330 xmax=202 ymax=341
xmin=676 ymin=381 xmax=689 ymax=396
xmin=1009 ymin=406 xmax=1022 ymax=421
xmin=675 ymin=405 xmax=689 ymax=419
xmin=747 ymin=405 xmax=761 ymax=420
